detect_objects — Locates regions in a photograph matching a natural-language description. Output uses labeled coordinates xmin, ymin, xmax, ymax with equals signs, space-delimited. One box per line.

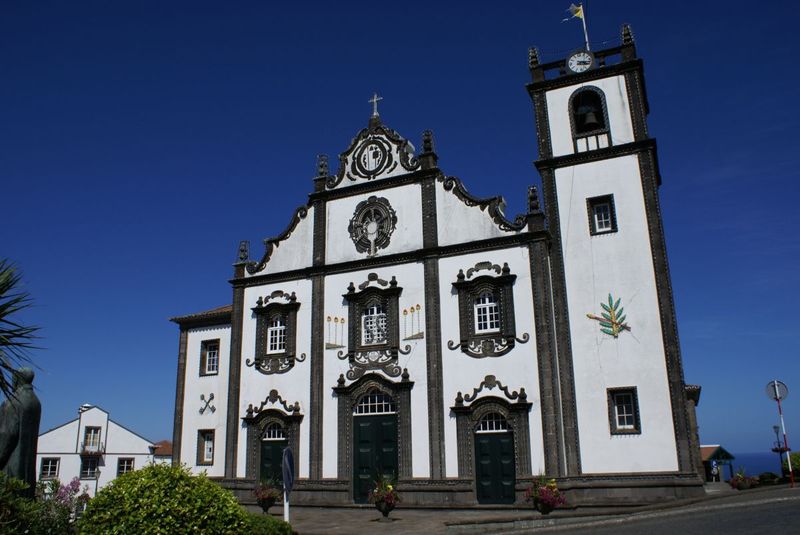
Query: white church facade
xmin=171 ymin=27 xmax=703 ymax=506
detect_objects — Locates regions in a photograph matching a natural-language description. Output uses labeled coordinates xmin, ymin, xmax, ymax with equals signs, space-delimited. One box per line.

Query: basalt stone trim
xmin=308 ymin=168 xmax=440 ymax=203
xmin=242 ymin=408 xmax=303 ymax=481
xmin=526 ymin=58 xmax=644 ymax=94
xmin=527 ymin=241 xmax=563 ymax=476
xmin=423 ymin=258 xmax=445 ymax=478
xmin=232 ymin=233 xmax=547 ymax=288
xmin=224 ymin=285 xmax=246 ymax=478
xmin=624 ymin=69 xmax=649 ymax=141
xmin=333 ymin=373 xmax=414 ymax=488
xmin=535 ymin=139 xmax=656 ymax=173
xmin=312 ymin=199 xmax=326 ymax=267
xmin=452 ymin=396 xmax=533 ymax=484
xmin=421 ymin=176 xmax=438 ymax=249
xmin=637 ymin=148 xmax=694 ymax=474
xmin=531 ymin=89 xmax=553 ymax=160
xmin=538 ymin=166 xmax=582 ymax=475
xmin=171 ymin=328 xmax=188 ymax=466
xmin=309 ymin=275 xmax=325 ymax=479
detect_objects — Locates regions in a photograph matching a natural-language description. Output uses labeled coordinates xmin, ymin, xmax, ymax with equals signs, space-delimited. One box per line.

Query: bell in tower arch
xmin=572 ymin=89 xmax=606 ymax=135
xmin=580 ymin=107 xmax=601 ymax=130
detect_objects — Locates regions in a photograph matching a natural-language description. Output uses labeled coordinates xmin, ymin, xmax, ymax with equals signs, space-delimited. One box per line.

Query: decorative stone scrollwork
xmin=337 ymin=347 xmax=406 ymax=381
xmin=454 ymin=375 xmax=528 ymax=406
xmin=348 ymin=196 xmax=398 ymax=257
xmin=246 ymin=206 xmax=310 ymax=275
xmin=437 ymin=174 xmax=527 ymax=232
xmin=246 ymin=290 xmax=304 ymax=375
xmin=244 ymin=389 xmax=301 ymax=419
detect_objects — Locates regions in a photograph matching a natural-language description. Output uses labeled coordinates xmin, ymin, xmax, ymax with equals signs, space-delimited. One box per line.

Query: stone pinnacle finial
xmin=527 ymin=186 xmax=541 ymax=213
xmin=422 ymin=130 xmax=435 ymax=154
xmin=316 ymin=154 xmax=329 ymax=177
xmin=236 ymin=240 xmax=249 ymax=263
xmin=528 ymin=47 xmax=540 ymax=69
xmin=622 ymin=24 xmax=634 ymax=45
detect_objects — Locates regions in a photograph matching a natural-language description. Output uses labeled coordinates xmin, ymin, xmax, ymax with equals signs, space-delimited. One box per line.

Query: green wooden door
xmin=475 ymin=432 xmax=515 ymax=504
xmin=260 ymin=439 xmax=286 ymax=483
xmin=353 ymin=414 xmax=398 ymax=503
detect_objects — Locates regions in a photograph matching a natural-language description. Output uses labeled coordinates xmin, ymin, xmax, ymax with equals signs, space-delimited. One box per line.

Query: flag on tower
xmin=562 ymin=3 xmax=584 ymax=22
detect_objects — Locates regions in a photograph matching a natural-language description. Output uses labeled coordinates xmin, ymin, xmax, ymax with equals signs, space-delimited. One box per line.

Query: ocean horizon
xmin=728 ymin=451 xmax=786 ymax=477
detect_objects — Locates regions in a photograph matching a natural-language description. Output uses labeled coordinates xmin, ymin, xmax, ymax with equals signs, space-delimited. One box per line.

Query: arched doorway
xmin=352 ymin=389 xmax=398 ymax=503
xmin=474 ymin=412 xmax=515 ymax=504
xmin=260 ymin=422 xmax=287 ymax=483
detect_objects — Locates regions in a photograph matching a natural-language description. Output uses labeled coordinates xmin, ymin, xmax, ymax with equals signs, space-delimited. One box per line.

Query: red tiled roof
xmin=153 ymin=440 xmax=173 ymax=456
xmin=170 ymin=304 xmax=232 ymax=325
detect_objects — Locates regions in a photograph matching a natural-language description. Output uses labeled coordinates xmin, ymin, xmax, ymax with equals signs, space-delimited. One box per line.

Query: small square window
xmin=587 ymin=195 xmax=618 ymax=235
xmin=608 ymin=387 xmax=641 ymax=435
xmin=197 ymin=430 xmax=215 ymax=465
xmin=200 ymin=340 xmax=220 ymax=376
xmin=82 ymin=427 xmax=102 ymax=453
xmin=117 ymin=458 xmax=135 ymax=476
xmin=40 ymin=458 xmax=60 ymax=480
xmin=267 ymin=316 xmax=287 ymax=354
xmin=80 ymin=457 xmax=99 ymax=479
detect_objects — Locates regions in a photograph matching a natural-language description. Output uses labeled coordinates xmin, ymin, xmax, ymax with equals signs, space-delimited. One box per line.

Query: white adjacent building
xmin=170 ymin=27 xmax=703 ymax=506
xmin=36 ymin=405 xmax=166 ymax=496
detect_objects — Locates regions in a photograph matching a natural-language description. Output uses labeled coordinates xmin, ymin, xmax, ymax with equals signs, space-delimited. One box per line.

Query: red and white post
xmin=773 ymin=380 xmax=794 ymax=487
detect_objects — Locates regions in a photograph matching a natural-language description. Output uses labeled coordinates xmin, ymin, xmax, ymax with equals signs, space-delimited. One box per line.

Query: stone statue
xmin=0 ymin=368 xmax=41 ymax=498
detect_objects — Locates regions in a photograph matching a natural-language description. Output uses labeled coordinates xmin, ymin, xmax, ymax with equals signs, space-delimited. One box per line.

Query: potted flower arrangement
xmin=729 ymin=468 xmax=760 ymax=491
xmin=368 ymin=474 xmax=400 ymax=520
xmin=524 ymin=476 xmax=566 ymax=515
xmin=253 ymin=479 xmax=282 ymax=513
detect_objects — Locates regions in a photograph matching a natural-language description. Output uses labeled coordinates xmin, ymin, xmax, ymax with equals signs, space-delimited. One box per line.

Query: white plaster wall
xmin=38 ymin=420 xmax=80 ymax=454
xmin=322 ymin=263 xmax=430 ymax=478
xmin=182 ymin=324 xmax=231 ymax=477
xmin=555 ymin=155 xmax=678 ymax=473
xmin=435 ymin=181 xmax=514 ymax=247
xmin=246 ymin=206 xmax=315 ymax=277
xmin=237 ymin=279 xmax=313 ymax=479
xmin=325 ymin=185 xmax=423 ymax=265
xmin=546 ymin=74 xmax=635 ymax=158
xmin=438 ymin=248 xmax=545 ymax=478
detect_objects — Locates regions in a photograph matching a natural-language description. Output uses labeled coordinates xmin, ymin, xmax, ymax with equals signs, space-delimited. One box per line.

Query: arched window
xmin=474 ymin=292 xmax=500 ymax=334
xmin=261 ymin=422 xmax=286 ymax=441
xmin=570 ymin=87 xmax=610 ymax=153
xmin=267 ymin=316 xmax=286 ymax=354
xmin=354 ymin=389 xmax=396 ymax=415
xmin=361 ymin=302 xmax=388 ymax=345
xmin=476 ymin=412 xmax=509 ymax=433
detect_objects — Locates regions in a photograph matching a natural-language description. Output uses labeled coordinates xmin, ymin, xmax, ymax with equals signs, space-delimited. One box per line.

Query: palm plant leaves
xmin=586 ymin=293 xmax=631 ymax=338
xmin=0 ymin=259 xmax=39 ymax=399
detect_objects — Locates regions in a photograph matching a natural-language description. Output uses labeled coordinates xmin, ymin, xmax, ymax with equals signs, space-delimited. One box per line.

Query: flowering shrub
xmin=253 ymin=479 xmax=282 ymax=504
xmin=729 ymin=467 xmax=760 ymax=490
xmin=368 ymin=474 xmax=400 ymax=508
xmin=524 ymin=476 xmax=566 ymax=512
xmin=0 ymin=473 xmax=89 ymax=535
xmin=35 ymin=477 xmax=91 ymax=527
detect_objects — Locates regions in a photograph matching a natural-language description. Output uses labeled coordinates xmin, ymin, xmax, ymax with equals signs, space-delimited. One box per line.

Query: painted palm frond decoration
xmin=587 ymin=293 xmax=631 ymax=338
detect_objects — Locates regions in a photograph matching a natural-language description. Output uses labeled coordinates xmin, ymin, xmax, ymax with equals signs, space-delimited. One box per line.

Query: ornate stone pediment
xmin=326 ymin=119 xmax=420 ymax=189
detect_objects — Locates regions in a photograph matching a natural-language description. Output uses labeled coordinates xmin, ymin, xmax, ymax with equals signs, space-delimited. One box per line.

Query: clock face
xmin=567 ymin=51 xmax=593 ymax=73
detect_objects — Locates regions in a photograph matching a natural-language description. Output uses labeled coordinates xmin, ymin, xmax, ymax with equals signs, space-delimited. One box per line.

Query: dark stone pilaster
xmin=309 ymin=197 xmax=327 ymax=479
xmin=528 ymin=240 xmax=563 ymax=476
xmin=224 ymin=282 xmax=246 ymax=478
xmin=421 ymin=176 xmax=445 ymax=478
xmin=171 ymin=328 xmax=188 ymax=466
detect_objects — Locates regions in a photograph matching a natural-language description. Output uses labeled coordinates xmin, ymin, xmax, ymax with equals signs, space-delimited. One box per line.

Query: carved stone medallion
xmin=348 ymin=196 xmax=397 ymax=257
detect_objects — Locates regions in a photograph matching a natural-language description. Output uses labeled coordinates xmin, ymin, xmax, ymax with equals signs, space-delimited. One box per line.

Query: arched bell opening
xmin=569 ymin=86 xmax=611 ymax=152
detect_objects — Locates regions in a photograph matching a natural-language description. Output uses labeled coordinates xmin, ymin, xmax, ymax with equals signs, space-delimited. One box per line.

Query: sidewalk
xmin=275 ymin=484 xmax=798 ymax=535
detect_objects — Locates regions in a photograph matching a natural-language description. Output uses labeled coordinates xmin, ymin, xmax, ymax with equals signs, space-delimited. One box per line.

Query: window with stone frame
xmin=200 ymin=339 xmax=220 ymax=376
xmin=569 ymin=86 xmax=612 ymax=153
xmin=608 ymin=387 xmax=641 ymax=435
xmin=587 ymin=194 xmax=618 ymax=235
xmin=449 ymin=262 xmax=528 ymax=358
xmin=197 ymin=429 xmax=215 ymax=465
xmin=247 ymin=291 xmax=303 ymax=375
xmin=40 ymin=457 xmax=59 ymax=480
xmin=339 ymin=274 xmax=405 ymax=381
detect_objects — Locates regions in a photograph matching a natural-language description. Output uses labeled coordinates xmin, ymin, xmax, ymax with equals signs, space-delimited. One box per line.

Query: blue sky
xmin=2 ymin=1 xmax=798 ymax=456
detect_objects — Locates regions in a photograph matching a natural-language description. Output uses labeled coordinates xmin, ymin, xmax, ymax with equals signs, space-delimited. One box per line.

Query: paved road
xmin=539 ymin=490 xmax=800 ymax=535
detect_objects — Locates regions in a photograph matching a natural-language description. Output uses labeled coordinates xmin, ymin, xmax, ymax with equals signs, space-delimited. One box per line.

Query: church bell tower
xmin=527 ymin=25 xmax=697 ymax=477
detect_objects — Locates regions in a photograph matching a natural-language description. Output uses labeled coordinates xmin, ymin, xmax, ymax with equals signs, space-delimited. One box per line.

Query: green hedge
xmin=247 ymin=512 xmax=293 ymax=535
xmin=79 ymin=464 xmax=249 ymax=535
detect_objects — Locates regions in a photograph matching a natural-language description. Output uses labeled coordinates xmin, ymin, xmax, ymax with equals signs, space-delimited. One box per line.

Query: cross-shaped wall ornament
xmin=369 ymin=92 xmax=383 ymax=117
xmin=199 ymin=393 xmax=215 ymax=415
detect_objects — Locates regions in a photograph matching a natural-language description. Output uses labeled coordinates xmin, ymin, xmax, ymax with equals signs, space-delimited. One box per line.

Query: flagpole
xmin=580 ymin=3 xmax=590 ymax=50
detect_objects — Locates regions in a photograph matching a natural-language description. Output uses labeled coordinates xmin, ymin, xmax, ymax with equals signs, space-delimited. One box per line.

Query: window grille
xmin=354 ymin=390 xmax=396 ymax=415
xmin=474 ymin=292 xmax=500 ymax=333
xmin=80 ymin=458 xmax=98 ymax=479
xmin=614 ymin=393 xmax=635 ymax=429
xmin=476 ymin=412 xmax=509 ymax=433
xmin=362 ymin=303 xmax=388 ymax=345
xmin=593 ymin=202 xmax=613 ymax=232
xmin=117 ymin=458 xmax=134 ymax=476
xmin=40 ymin=458 xmax=59 ymax=479
xmin=262 ymin=422 xmax=286 ymax=441
xmin=267 ymin=316 xmax=287 ymax=354
xmin=205 ymin=342 xmax=219 ymax=373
